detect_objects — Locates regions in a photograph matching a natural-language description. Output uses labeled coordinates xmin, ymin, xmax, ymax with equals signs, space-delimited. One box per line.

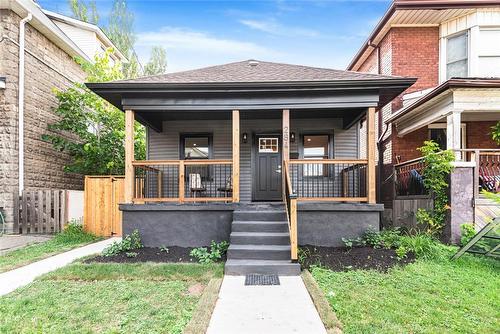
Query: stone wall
xmin=0 ymin=10 xmax=86 ymax=233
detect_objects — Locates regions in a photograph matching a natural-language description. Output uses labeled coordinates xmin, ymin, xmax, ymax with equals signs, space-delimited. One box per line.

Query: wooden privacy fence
xmin=84 ymin=176 xmax=124 ymax=237
xmin=15 ymin=189 xmax=68 ymax=234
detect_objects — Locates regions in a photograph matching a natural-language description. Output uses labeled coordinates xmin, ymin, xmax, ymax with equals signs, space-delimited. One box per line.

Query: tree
xmin=69 ymin=0 xmax=98 ymax=24
xmin=144 ymin=46 xmax=167 ymax=75
xmin=104 ymin=0 xmax=140 ymax=78
xmin=491 ymin=121 xmax=500 ymax=146
xmin=43 ymin=49 xmax=146 ymax=175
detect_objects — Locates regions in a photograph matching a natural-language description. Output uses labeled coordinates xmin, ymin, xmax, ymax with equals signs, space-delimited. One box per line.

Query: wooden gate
xmin=15 ymin=189 xmax=68 ymax=234
xmin=84 ymin=176 xmax=124 ymax=237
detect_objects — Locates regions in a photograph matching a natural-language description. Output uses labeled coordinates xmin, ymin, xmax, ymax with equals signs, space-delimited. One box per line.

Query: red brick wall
xmin=358 ymin=50 xmax=378 ymax=74
xmin=467 ymin=121 xmax=500 ymax=149
xmin=392 ymin=126 xmax=428 ymax=162
xmin=391 ymin=27 xmax=439 ymax=110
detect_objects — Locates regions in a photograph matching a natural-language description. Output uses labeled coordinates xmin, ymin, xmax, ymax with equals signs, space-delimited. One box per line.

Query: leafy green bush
xmin=491 ymin=121 xmax=500 ymax=145
xmin=102 ymin=230 xmax=143 ymax=257
xmin=416 ymin=141 xmax=455 ymax=237
xmin=55 ymin=222 xmax=98 ymax=244
xmin=190 ymin=240 xmax=229 ymax=264
xmin=460 ymin=223 xmax=476 ymax=246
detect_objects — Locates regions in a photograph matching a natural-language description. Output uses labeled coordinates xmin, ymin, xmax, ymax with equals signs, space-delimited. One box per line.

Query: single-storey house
xmin=87 ymin=60 xmax=415 ymax=275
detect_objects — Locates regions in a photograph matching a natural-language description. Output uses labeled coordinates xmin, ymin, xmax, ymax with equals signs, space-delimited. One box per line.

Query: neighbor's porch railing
xmin=394 ymin=149 xmax=500 ymax=198
xmin=132 ymin=160 xmax=233 ymax=203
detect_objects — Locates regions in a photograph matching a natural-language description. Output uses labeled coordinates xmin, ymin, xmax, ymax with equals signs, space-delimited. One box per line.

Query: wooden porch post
xmin=282 ymin=109 xmax=290 ymax=198
xmin=232 ymin=110 xmax=240 ymax=203
xmin=367 ymin=107 xmax=376 ymax=204
xmin=124 ymin=109 xmax=135 ymax=203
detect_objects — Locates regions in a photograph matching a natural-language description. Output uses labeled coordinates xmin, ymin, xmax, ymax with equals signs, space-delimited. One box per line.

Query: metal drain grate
xmin=245 ymin=274 xmax=280 ymax=286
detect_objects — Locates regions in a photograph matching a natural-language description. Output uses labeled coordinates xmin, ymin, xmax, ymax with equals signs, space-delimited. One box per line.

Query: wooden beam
xmin=290 ymin=198 xmax=298 ymax=260
xmin=367 ymin=107 xmax=376 ymax=204
xmin=179 ymin=160 xmax=185 ymax=203
xmin=124 ymin=109 xmax=135 ymax=203
xmin=232 ymin=110 xmax=240 ymax=203
xmin=283 ymin=109 xmax=290 ymax=199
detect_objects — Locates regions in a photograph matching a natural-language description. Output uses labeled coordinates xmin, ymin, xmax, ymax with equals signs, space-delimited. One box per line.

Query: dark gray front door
xmin=253 ymin=135 xmax=282 ymax=201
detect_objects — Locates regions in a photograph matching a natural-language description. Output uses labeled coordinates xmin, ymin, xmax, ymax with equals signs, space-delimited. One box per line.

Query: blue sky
xmin=40 ymin=0 xmax=391 ymax=73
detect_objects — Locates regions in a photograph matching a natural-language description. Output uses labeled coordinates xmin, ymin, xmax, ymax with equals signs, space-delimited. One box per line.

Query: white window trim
xmin=443 ymin=30 xmax=470 ymax=81
xmin=428 ymin=123 xmax=467 ymax=149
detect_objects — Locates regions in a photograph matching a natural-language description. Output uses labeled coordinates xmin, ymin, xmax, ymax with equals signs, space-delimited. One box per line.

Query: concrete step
xmin=227 ymin=244 xmax=291 ymax=260
xmin=225 ymin=259 xmax=301 ymax=276
xmin=232 ymin=221 xmax=289 ymax=233
xmin=233 ymin=210 xmax=287 ymax=222
xmin=230 ymin=232 xmax=290 ymax=245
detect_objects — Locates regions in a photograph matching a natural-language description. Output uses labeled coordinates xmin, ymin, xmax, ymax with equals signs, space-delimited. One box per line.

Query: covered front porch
xmin=88 ymin=60 xmax=414 ymax=264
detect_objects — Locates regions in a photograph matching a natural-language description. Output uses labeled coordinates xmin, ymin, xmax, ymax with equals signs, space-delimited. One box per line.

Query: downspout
xmin=18 ymin=12 xmax=33 ymax=196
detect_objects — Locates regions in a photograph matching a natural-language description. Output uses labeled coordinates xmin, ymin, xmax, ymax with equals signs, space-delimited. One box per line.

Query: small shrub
xmin=160 ymin=246 xmax=169 ymax=253
xmin=190 ymin=240 xmax=229 ymax=264
xmin=395 ymin=246 xmax=408 ymax=259
xmin=102 ymin=230 xmax=143 ymax=257
xmin=54 ymin=221 xmax=98 ymax=244
xmin=125 ymin=252 xmax=138 ymax=258
xmin=460 ymin=223 xmax=476 ymax=246
xmin=342 ymin=237 xmax=365 ymax=248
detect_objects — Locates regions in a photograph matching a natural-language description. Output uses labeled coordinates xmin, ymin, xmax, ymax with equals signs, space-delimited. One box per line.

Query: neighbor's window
xmin=446 ymin=32 xmax=468 ymax=79
xmin=303 ymin=135 xmax=331 ymax=176
xmin=181 ymin=134 xmax=211 ymax=160
xmin=478 ymin=29 xmax=500 ymax=77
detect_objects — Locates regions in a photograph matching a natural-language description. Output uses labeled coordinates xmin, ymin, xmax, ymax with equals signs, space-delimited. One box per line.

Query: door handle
xmin=275 ymin=169 xmax=282 ymax=173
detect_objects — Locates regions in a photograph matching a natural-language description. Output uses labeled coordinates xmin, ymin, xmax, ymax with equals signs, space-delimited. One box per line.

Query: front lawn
xmin=312 ymin=252 xmax=500 ymax=333
xmin=0 ymin=224 xmax=100 ymax=273
xmin=0 ymin=262 xmax=223 ymax=334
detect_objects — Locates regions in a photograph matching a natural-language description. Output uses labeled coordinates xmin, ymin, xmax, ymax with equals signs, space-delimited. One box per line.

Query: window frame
xmin=427 ymin=123 xmax=467 ymax=150
xmin=299 ymin=132 xmax=334 ymax=178
xmin=445 ymin=31 xmax=469 ymax=80
xmin=179 ymin=133 xmax=213 ymax=160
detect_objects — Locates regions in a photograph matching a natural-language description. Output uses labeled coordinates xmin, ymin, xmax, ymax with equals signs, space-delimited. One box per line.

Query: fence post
xmin=179 ymin=161 xmax=185 ymax=202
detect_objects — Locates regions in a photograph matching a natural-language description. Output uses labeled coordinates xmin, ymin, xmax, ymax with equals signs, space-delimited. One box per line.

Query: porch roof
xmin=86 ymin=60 xmax=415 ymax=131
xmin=387 ymin=78 xmax=500 ymax=136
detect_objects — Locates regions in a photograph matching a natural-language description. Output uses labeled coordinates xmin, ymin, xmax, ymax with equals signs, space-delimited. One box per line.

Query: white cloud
xmin=239 ymin=19 xmax=319 ymax=38
xmin=135 ymin=27 xmax=280 ymax=72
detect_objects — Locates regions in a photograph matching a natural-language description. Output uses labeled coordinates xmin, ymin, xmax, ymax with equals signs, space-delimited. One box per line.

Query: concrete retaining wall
xmin=298 ymin=203 xmax=383 ymax=247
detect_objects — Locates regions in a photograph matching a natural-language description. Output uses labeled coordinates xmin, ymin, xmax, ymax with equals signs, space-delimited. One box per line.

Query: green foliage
xmin=311 ymin=252 xmax=500 ymax=334
xmin=0 ymin=222 xmax=99 ymax=272
xmin=43 ymin=49 xmax=145 ymax=175
xmin=460 ymin=223 xmax=477 ymax=246
xmin=491 ymin=121 xmax=500 ymax=145
xmin=102 ymin=229 xmax=143 ymax=256
xmin=125 ymin=251 xmax=138 ymax=258
xmin=104 ymin=0 xmax=140 ymax=78
xmin=190 ymin=241 xmax=229 ymax=264
xmin=160 ymin=246 xmax=170 ymax=253
xmin=69 ymin=0 xmax=98 ymax=24
xmin=144 ymin=46 xmax=167 ymax=75
xmin=416 ymin=140 xmax=455 ymax=236
xmin=483 ymin=190 xmax=500 ymax=204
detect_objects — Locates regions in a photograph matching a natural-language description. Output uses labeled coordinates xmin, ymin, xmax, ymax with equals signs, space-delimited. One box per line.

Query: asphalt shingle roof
xmin=113 ymin=60 xmax=401 ymax=84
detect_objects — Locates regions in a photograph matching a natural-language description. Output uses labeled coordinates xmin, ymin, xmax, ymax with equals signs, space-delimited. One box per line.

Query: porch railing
xmin=132 ymin=160 xmax=233 ymax=203
xmin=288 ymin=159 xmax=368 ymax=201
xmin=394 ymin=157 xmax=428 ymax=197
xmin=454 ymin=149 xmax=500 ymax=197
xmin=284 ymin=162 xmax=298 ymax=261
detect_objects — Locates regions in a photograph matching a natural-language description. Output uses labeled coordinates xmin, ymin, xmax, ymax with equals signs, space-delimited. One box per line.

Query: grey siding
xmin=148 ymin=117 xmax=359 ymax=202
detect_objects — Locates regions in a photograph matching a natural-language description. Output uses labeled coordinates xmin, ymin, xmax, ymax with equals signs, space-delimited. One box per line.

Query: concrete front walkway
xmin=207 ymin=275 xmax=327 ymax=334
xmin=0 ymin=237 xmax=119 ymax=296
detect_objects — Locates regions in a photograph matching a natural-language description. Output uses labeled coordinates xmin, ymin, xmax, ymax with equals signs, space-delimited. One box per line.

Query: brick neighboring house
xmin=348 ymin=0 xmax=500 ymax=227
xmin=0 ymin=0 xmax=126 ymax=233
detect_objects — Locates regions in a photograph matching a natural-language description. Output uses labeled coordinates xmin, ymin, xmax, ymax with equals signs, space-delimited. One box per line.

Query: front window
xmin=303 ymin=135 xmax=331 ymax=176
xmin=181 ymin=135 xmax=211 ymax=159
xmin=478 ymin=28 xmax=500 ymax=77
xmin=446 ymin=32 xmax=468 ymax=79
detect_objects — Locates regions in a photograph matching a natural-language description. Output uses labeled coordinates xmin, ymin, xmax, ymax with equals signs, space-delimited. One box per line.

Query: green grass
xmin=0 ymin=225 xmax=100 ymax=273
xmin=312 ymin=250 xmax=500 ymax=334
xmin=0 ymin=262 xmax=223 ymax=334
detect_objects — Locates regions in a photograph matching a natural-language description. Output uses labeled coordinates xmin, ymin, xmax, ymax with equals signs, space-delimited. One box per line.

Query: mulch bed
xmin=85 ymin=246 xmax=225 ymax=264
xmin=300 ymin=245 xmax=415 ymax=272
